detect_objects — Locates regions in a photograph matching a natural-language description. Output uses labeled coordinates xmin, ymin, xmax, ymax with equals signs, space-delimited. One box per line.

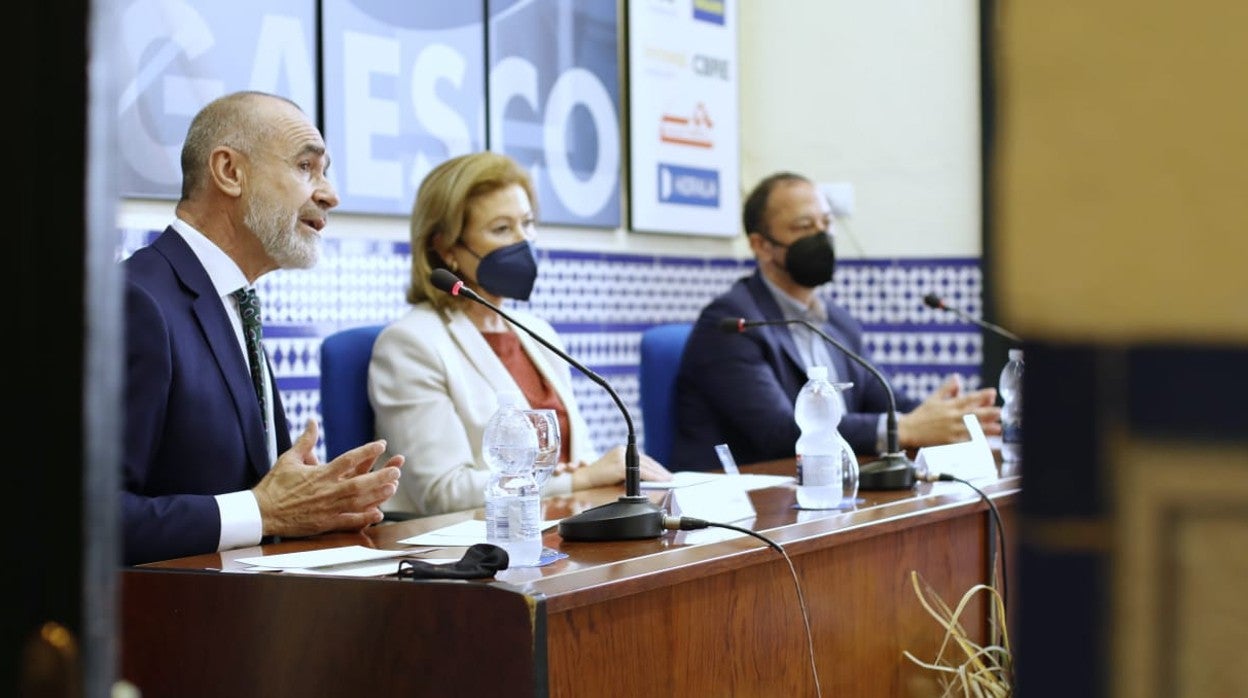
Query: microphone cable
xmin=665 ymin=516 xmax=823 ymax=698
xmin=923 ymin=473 xmax=1010 ymax=645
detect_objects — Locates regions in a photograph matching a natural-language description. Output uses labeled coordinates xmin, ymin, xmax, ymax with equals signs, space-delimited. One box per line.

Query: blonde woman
xmin=369 ymin=152 xmax=671 ymax=517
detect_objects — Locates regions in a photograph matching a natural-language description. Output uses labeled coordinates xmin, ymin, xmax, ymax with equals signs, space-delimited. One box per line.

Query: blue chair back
xmin=638 ymin=322 xmax=694 ymax=465
xmin=319 ymin=324 xmax=385 ymax=460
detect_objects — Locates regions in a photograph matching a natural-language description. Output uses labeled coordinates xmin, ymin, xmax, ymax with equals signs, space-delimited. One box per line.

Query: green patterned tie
xmin=232 ymin=287 xmax=267 ymax=432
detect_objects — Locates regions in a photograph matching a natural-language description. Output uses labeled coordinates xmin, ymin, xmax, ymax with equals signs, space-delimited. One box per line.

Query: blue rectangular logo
xmin=658 ymin=163 xmax=720 ymax=207
xmin=692 ymin=0 xmax=726 ymax=26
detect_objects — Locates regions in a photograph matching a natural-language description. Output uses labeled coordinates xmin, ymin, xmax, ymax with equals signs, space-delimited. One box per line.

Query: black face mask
xmin=461 ymin=239 xmax=539 ymax=301
xmin=767 ymin=230 xmax=836 ymax=288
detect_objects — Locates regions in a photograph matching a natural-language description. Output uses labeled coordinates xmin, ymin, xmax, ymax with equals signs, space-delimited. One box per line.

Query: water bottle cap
xmin=496 ymin=390 xmax=524 ymax=408
xmin=806 ymin=365 xmax=828 ymax=381
xmin=1008 ymin=349 xmax=1024 ymax=361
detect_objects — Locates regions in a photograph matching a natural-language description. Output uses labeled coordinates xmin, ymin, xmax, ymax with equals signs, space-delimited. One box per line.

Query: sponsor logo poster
xmin=488 ymin=0 xmax=621 ymax=229
xmin=322 ymin=2 xmax=486 ymax=215
xmin=629 ymin=0 xmax=738 ymax=236
xmin=112 ymin=0 xmax=319 ymax=199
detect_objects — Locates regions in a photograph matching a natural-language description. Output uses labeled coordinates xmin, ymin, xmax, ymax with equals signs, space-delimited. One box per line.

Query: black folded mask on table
xmin=396 ymin=543 xmax=510 ymax=580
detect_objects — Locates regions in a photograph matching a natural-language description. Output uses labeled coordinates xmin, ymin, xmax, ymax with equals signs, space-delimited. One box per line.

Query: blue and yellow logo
xmin=693 ymin=0 xmax=726 ymax=26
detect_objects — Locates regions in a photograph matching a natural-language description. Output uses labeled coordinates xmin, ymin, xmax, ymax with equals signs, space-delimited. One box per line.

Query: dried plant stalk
xmin=903 ymin=570 xmax=1013 ymax=697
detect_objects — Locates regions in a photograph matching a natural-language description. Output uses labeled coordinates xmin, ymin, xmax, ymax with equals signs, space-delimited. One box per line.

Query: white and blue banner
xmin=488 ymin=0 xmax=622 ymax=228
xmin=628 ymin=0 xmax=739 ymax=236
xmin=321 ymin=2 xmax=486 ymax=215
xmin=112 ymin=0 xmax=622 ymax=227
xmin=112 ymin=0 xmax=319 ymax=198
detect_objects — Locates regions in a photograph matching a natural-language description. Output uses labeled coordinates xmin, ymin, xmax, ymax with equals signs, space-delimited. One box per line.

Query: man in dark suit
xmin=122 ymin=91 xmax=403 ymax=565
xmin=672 ymin=171 xmax=1001 ymax=470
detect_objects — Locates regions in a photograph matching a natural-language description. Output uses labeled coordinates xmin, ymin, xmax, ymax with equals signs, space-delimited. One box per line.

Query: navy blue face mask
xmin=460 ymin=239 xmax=539 ymax=301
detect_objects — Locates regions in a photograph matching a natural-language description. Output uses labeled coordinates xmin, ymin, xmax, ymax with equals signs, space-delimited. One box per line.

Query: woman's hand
xmin=570 ymin=445 xmax=673 ymax=490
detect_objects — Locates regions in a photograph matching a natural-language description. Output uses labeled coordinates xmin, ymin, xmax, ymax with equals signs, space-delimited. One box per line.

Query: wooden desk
xmin=122 ymin=461 xmax=1018 ymax=697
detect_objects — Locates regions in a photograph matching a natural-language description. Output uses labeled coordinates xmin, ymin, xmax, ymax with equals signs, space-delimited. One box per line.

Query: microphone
xmin=719 ymin=316 xmax=916 ymax=490
xmin=430 ymin=269 xmax=665 ymax=541
xmin=923 ymin=293 xmax=1023 ymax=344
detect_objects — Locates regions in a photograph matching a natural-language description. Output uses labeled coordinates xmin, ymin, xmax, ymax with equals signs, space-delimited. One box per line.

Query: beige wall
xmin=739 ymin=0 xmax=982 ymax=259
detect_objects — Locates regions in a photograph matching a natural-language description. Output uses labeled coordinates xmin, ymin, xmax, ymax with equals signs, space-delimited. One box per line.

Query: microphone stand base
xmin=858 ymin=453 xmax=917 ymax=490
xmin=557 ymin=496 xmax=666 ymax=541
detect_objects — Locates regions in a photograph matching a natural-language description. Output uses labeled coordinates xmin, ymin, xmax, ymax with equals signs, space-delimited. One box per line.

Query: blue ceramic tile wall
xmin=120 ymin=229 xmax=984 ymax=461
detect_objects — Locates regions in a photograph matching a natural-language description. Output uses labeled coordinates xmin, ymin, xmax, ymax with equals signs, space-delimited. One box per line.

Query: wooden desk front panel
xmin=125 ymin=471 xmax=1016 ymax=698
xmin=121 ymin=571 xmax=544 ymax=698
xmin=545 ymin=507 xmax=995 ymax=698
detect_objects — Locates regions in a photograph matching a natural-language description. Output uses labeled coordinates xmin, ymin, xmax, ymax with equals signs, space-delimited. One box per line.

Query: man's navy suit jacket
xmin=672 ymin=270 xmax=919 ymax=471
xmin=122 ymin=229 xmax=291 ymax=565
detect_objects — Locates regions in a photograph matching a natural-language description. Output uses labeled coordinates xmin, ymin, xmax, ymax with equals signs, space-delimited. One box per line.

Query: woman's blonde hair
xmin=406 ymin=151 xmax=538 ymax=313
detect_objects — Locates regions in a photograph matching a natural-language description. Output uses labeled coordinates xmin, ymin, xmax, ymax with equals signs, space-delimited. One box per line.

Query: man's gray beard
xmin=246 ymin=196 xmax=319 ymax=270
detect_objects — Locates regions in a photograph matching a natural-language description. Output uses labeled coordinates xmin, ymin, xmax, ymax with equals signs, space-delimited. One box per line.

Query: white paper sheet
xmin=641 ymin=471 xmax=721 ymax=490
xmin=284 ymin=553 xmax=463 ymax=578
xmin=279 ymin=558 xmax=449 ymax=577
xmin=397 ymin=519 xmax=561 ymax=547
xmin=642 ymin=472 xmax=794 ymax=491
xmin=235 ymin=545 xmax=422 ymax=570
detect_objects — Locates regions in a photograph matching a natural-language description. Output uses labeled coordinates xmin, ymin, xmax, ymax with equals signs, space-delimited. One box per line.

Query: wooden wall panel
xmin=995 ymin=1 xmax=1248 ymax=342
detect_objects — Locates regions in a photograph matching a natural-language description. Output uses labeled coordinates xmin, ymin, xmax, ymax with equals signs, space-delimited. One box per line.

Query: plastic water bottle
xmin=794 ymin=366 xmax=859 ymax=509
xmin=482 ymin=390 xmax=542 ymax=566
xmin=999 ymin=349 xmax=1024 ymax=464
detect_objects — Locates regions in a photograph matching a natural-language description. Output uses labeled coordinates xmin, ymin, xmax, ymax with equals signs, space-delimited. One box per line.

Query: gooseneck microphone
xmin=923 ymin=293 xmax=1023 ymax=344
xmin=718 ymin=317 xmax=917 ymax=490
xmin=431 ymin=269 xmax=665 ymax=541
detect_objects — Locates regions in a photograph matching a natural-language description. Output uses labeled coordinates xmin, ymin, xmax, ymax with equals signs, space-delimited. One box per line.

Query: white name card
xmin=669 ymin=477 xmax=757 ymax=524
xmin=914 ymin=414 xmax=997 ymax=481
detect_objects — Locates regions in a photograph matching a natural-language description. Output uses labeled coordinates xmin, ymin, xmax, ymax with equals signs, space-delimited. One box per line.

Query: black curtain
xmin=9 ymin=1 xmax=121 ymax=696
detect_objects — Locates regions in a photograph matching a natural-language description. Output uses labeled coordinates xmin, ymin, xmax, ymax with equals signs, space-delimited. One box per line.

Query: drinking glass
xmin=523 ymin=409 xmax=561 ymax=490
